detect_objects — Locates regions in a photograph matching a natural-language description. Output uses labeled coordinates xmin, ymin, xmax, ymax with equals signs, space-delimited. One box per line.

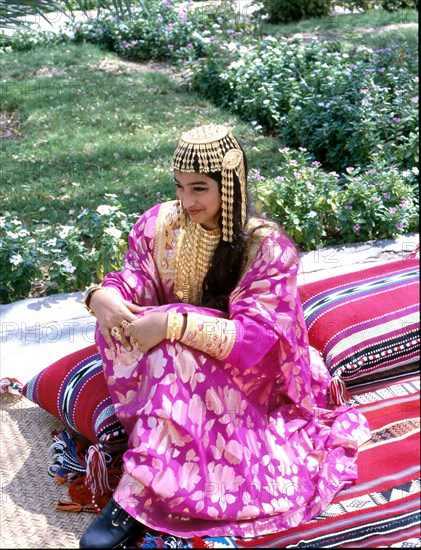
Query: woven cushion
xmin=22 ymin=345 xmax=127 ymax=450
xmin=298 ymin=259 xmax=420 ymax=381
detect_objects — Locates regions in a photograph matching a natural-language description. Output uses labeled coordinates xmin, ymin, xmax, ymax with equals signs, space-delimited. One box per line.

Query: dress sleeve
xmin=179 ymin=228 xmax=301 ymax=369
xmin=101 ymin=204 xmax=164 ymax=306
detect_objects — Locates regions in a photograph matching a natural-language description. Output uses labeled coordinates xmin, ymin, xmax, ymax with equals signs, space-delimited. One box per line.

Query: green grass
xmin=260 ymin=7 xmax=418 ymax=51
xmin=0 ymin=43 xmax=283 ymax=228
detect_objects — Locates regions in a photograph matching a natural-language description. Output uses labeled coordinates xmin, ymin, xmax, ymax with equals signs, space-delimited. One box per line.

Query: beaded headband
xmin=173 ymin=123 xmax=247 ymax=242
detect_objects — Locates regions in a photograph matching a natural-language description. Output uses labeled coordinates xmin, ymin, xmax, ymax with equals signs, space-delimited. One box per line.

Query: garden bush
xmin=190 ymin=37 xmax=419 ymax=172
xmin=0 ymin=195 xmax=138 ymax=303
xmin=249 ymin=148 xmax=418 ymax=250
xmin=71 ymin=0 xmax=247 ymax=63
xmin=261 ymin=0 xmax=333 ymax=23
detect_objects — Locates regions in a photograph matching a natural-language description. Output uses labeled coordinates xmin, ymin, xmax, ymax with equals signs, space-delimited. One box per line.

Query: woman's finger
xmin=102 ymin=325 xmax=116 ymax=351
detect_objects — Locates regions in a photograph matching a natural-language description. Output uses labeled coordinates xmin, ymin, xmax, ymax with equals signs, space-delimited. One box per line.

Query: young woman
xmin=80 ymin=123 xmax=370 ymax=548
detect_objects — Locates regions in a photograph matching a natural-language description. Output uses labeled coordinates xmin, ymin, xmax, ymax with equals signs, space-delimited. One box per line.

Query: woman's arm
xmin=175 ymin=231 xmax=300 ymax=368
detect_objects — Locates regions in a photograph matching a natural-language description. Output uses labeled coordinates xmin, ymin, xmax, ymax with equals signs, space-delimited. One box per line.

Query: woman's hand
xmin=90 ymin=288 xmax=144 ymax=351
xmin=123 ymin=312 xmax=169 ymax=354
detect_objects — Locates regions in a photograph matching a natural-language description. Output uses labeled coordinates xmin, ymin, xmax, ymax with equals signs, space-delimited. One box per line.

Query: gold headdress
xmin=173 ymin=123 xmax=247 ymax=242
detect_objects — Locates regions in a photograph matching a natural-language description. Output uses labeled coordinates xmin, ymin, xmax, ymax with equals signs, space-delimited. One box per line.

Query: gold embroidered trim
xmin=180 ymin=313 xmax=236 ymax=361
xmin=240 ymin=218 xmax=278 ymax=280
xmin=174 ymin=221 xmax=221 ymax=305
xmin=154 ymin=201 xmax=181 ymax=280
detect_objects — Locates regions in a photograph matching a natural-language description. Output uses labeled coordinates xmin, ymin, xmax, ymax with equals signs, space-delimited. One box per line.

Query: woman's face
xmin=174 ymin=170 xmax=222 ymax=230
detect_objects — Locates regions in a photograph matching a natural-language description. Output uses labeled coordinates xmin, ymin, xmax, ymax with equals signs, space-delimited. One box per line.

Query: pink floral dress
xmin=96 ymin=201 xmax=370 ymax=538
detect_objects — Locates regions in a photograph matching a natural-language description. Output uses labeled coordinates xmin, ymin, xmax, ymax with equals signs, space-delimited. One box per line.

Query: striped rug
xmin=230 ymin=370 xmax=420 ymax=548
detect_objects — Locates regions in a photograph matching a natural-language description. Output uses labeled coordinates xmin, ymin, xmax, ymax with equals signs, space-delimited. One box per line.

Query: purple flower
xmin=275 ymin=176 xmax=284 ymax=182
xmin=365 ymin=169 xmax=376 ymax=174
xmin=312 ymin=161 xmax=321 ymax=167
xmin=187 ymin=42 xmax=193 ymax=48
xmin=131 ymin=40 xmax=138 ymax=46
xmin=344 ymin=205 xmax=353 ymax=210
xmin=378 ymin=67 xmax=385 ymax=72
xmin=167 ymin=23 xmax=174 ymax=30
xmin=168 ymin=44 xmax=174 ymax=49
xmin=346 ymin=167 xmax=355 ymax=173
xmin=289 ymin=160 xmax=298 ymax=166
xmin=299 ymin=147 xmax=307 ymax=152
xmin=389 ymin=207 xmax=397 ymax=213
xmin=372 ymin=196 xmax=380 ymax=201
xmin=399 ymin=200 xmax=408 ymax=208
xmin=383 ymin=193 xmax=390 ymax=199
xmin=392 ymin=117 xmax=401 ymax=122
xmin=396 ymin=223 xmax=404 ymax=231
xmin=410 ymin=96 xmax=418 ymax=103
xmin=251 ymin=169 xmax=264 ymax=180
xmin=227 ymin=29 xmax=235 ymax=34
xmin=354 ymin=224 xmax=360 ymax=231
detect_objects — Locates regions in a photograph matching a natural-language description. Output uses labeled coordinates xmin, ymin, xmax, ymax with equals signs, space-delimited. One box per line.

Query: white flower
xmin=46 ymin=238 xmax=57 ymax=247
xmin=0 ymin=217 xmax=6 ymax=228
xmin=59 ymin=226 xmax=73 ymax=239
xmin=228 ymin=59 xmax=245 ymax=70
xmin=10 ymin=253 xmax=23 ymax=266
xmin=11 ymin=219 xmax=22 ymax=226
xmin=6 ymin=231 xmax=19 ymax=240
xmin=96 ymin=204 xmax=118 ymax=215
xmin=57 ymin=258 xmax=76 ymax=273
xmin=104 ymin=227 xmax=122 ymax=239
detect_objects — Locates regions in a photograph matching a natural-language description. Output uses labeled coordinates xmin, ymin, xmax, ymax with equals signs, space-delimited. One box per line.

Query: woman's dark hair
xmin=200 ymin=146 xmax=252 ymax=312
xmin=188 ymin=140 xmax=295 ymax=313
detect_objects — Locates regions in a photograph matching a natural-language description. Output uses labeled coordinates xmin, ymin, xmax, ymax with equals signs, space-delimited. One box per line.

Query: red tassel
xmin=329 ymin=376 xmax=351 ymax=406
xmin=0 ymin=377 xmax=23 ymax=395
xmin=85 ymin=444 xmax=112 ymax=496
xmin=191 ymin=535 xmax=212 ymax=547
xmin=407 ymin=244 xmax=419 ymax=259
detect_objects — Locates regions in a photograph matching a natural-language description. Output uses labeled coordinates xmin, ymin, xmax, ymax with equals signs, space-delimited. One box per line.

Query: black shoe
xmin=79 ymin=498 xmax=143 ymax=549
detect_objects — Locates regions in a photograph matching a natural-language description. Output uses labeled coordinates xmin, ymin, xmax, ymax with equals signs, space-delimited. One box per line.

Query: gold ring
xmin=130 ymin=336 xmax=142 ymax=351
xmin=120 ymin=320 xmax=130 ymax=330
xmin=111 ymin=326 xmax=122 ymax=341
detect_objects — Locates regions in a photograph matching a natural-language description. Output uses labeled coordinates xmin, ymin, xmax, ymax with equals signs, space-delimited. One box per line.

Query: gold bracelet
xmin=83 ymin=285 xmax=121 ymax=316
xmin=166 ymin=312 xmax=185 ymax=343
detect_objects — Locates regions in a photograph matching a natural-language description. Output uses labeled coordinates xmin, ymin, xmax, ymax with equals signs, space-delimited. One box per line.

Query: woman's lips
xmin=188 ymin=210 xmax=201 ymax=216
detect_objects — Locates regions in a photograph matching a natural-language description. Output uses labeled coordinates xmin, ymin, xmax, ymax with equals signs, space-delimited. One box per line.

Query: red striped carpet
xmin=229 ymin=370 xmax=420 ymax=548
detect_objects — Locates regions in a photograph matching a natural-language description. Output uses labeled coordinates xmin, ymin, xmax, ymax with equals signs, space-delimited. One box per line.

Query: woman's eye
xmin=193 ymin=187 xmax=207 ymax=192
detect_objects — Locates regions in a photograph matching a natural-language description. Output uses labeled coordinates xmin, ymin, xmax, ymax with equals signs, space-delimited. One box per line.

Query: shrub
xmin=337 ymin=161 xmax=419 ymax=243
xmin=0 ymin=196 xmax=138 ymax=304
xmin=71 ymin=0 xmax=247 ymax=64
xmin=248 ymin=148 xmax=418 ymax=250
xmin=191 ymin=37 xmax=419 ymax=172
xmin=250 ymin=147 xmax=341 ymax=249
xmin=261 ymin=0 xmax=333 ymax=23
xmin=381 ymin=0 xmax=418 ymax=11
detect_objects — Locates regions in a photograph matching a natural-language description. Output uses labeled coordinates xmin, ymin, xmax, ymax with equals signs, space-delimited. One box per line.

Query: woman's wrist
xmin=84 ymin=284 xmax=121 ymax=316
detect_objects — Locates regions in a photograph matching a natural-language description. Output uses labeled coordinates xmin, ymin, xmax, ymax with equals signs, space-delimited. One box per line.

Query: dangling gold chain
xmin=174 ymin=220 xmax=221 ymax=305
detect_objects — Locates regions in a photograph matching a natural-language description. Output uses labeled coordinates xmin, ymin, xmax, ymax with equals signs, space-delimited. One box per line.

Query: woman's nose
xmin=182 ymin=193 xmax=196 ymax=208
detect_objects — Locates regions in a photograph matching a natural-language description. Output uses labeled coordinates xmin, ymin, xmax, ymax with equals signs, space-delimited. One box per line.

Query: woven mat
xmin=0 ymin=394 xmax=93 ymax=549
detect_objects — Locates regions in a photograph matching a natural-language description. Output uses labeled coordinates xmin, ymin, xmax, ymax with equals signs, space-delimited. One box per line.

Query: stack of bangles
xmin=166 ymin=311 xmax=186 ymax=342
xmin=83 ymin=284 xmax=121 ymax=316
